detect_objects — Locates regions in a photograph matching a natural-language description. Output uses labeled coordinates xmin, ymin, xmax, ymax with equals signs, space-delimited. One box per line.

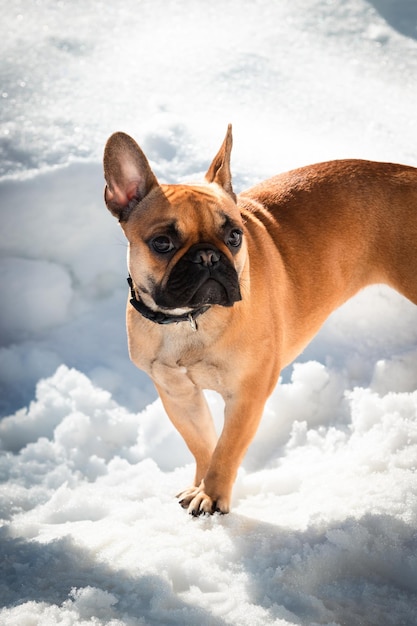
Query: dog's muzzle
xmin=154 ymin=244 xmax=242 ymax=310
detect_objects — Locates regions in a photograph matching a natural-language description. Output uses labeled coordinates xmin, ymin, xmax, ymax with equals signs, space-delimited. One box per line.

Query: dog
xmin=103 ymin=125 xmax=417 ymax=515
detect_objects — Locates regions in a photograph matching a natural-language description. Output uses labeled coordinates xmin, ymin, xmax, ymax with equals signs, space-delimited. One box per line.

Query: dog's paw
xmin=176 ymin=482 xmax=229 ymax=516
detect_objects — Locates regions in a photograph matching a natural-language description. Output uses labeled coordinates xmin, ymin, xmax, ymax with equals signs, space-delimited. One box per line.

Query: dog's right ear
xmin=103 ymin=132 xmax=159 ymax=220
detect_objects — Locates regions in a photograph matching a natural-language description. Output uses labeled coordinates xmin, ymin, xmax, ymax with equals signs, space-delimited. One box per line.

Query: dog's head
xmin=103 ymin=125 xmax=245 ymax=314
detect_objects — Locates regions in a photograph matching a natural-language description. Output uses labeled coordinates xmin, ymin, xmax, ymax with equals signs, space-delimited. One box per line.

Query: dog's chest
xmin=150 ymin=352 xmax=226 ymax=394
xmin=129 ymin=316 xmax=232 ymax=393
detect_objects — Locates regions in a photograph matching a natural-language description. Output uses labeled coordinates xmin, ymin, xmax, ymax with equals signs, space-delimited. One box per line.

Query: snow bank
xmin=1 ymin=365 xmax=417 ymax=625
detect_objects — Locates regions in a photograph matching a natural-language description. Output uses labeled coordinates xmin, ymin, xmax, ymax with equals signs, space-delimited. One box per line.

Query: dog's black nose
xmin=191 ymin=247 xmax=220 ymax=267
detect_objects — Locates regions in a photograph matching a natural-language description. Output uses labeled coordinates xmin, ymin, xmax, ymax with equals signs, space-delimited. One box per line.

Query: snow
xmin=1 ymin=0 xmax=417 ymax=623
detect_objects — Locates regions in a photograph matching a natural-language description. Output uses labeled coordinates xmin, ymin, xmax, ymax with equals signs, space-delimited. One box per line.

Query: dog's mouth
xmin=188 ymin=277 xmax=236 ymax=307
xmin=156 ymin=274 xmax=241 ymax=310
xmin=153 ymin=248 xmax=242 ymax=310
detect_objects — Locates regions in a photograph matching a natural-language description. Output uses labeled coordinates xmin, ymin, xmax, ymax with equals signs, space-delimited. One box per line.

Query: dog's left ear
xmin=103 ymin=132 xmax=159 ymax=220
xmin=205 ymin=124 xmax=236 ymax=201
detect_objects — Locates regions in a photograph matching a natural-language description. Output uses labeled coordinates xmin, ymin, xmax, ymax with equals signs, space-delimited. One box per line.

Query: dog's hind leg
xmin=378 ymin=193 xmax=417 ymax=306
xmin=382 ymin=246 xmax=417 ymax=307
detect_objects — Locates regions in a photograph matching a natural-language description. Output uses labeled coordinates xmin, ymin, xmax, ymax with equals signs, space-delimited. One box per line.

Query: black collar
xmin=127 ymin=276 xmax=210 ymax=331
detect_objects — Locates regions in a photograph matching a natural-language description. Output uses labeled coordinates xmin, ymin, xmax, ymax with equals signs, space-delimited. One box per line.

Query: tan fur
xmin=103 ymin=126 xmax=417 ymax=515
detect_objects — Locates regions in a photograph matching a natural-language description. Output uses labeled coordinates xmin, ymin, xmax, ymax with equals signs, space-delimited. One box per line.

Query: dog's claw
xmin=176 ymin=484 xmax=229 ymax=516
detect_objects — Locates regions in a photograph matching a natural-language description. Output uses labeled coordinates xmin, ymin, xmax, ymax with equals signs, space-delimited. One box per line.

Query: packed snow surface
xmin=1 ymin=0 xmax=417 ymax=624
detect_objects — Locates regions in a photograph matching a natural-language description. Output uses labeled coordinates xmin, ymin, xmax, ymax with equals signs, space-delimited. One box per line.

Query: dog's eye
xmin=152 ymin=236 xmax=175 ymax=254
xmin=227 ymin=229 xmax=243 ymax=249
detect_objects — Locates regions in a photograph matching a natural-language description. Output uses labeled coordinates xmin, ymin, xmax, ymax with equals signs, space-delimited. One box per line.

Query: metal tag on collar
xmin=188 ymin=313 xmax=198 ymax=332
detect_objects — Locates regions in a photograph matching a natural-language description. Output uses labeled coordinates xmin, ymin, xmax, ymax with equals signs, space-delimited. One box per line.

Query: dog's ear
xmin=103 ymin=132 xmax=159 ymax=220
xmin=205 ymin=124 xmax=236 ymax=201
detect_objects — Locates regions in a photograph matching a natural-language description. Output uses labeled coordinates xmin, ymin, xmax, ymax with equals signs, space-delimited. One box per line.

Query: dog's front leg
xmin=178 ymin=391 xmax=267 ymax=515
xmin=155 ymin=382 xmax=218 ymax=487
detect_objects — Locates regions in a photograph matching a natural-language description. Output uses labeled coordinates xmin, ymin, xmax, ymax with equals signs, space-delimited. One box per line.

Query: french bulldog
xmin=103 ymin=125 xmax=417 ymax=515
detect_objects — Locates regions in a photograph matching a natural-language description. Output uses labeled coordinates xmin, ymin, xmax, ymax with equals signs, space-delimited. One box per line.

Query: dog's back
xmin=241 ymin=158 xmax=417 ymax=302
xmin=237 ymin=159 xmax=417 ymax=365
